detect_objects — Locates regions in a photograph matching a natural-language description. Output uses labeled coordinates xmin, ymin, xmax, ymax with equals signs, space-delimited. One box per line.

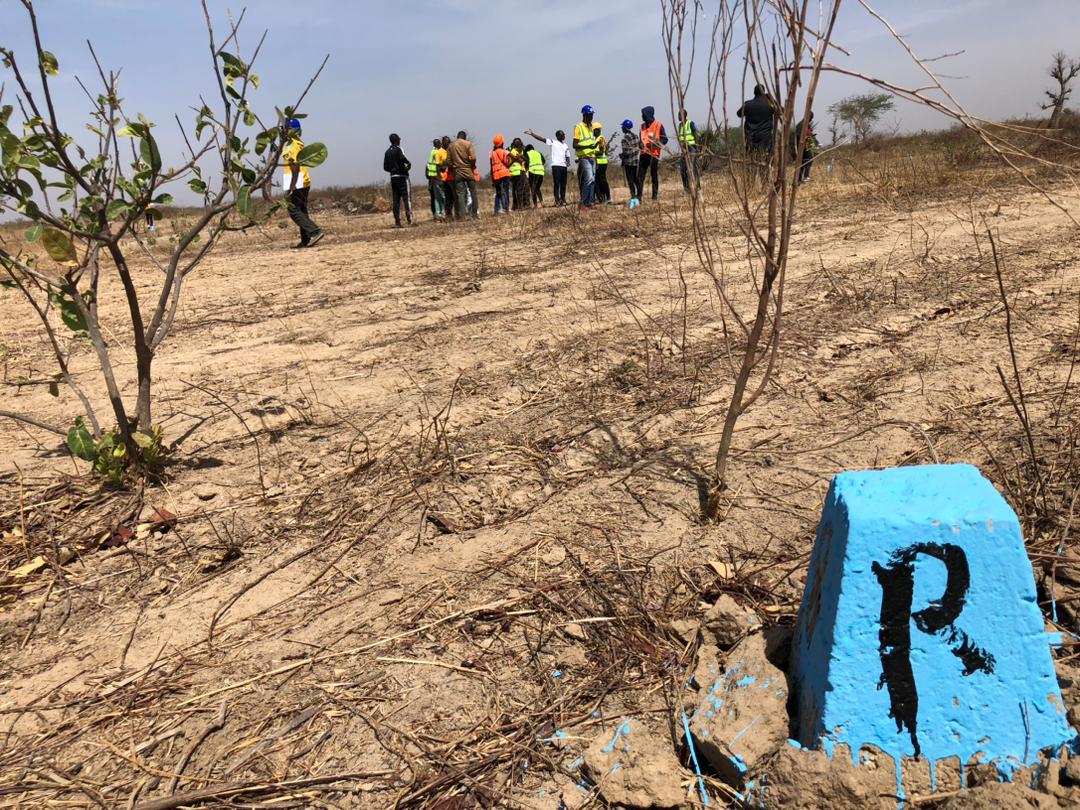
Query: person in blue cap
xmin=573 ymin=104 xmax=599 ymax=209
xmin=619 ymin=119 xmax=643 ymax=203
xmin=281 ymin=118 xmax=323 ymax=248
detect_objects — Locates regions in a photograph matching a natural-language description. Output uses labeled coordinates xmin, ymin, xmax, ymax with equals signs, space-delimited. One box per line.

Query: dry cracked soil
xmin=1 ymin=159 xmax=1080 ymax=808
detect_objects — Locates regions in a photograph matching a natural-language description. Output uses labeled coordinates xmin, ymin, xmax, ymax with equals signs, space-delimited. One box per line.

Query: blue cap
xmin=621 ymin=119 xmax=634 ymax=129
xmin=286 ymin=117 xmax=302 ymax=130
xmin=581 ymin=105 xmax=594 ymax=115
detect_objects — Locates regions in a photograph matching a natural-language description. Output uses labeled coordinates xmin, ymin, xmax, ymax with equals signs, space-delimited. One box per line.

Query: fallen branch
xmin=133 ymin=770 xmax=398 ymax=810
xmin=0 ymin=409 xmax=67 ymax=437
xmin=164 ymin=701 xmax=227 ymax=795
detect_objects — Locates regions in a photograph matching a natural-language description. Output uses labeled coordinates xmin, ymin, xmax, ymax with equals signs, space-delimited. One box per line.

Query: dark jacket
xmin=383 ymin=145 xmax=411 ymax=177
xmin=737 ymin=94 xmax=775 ymax=148
xmin=790 ymin=119 xmax=815 ymax=160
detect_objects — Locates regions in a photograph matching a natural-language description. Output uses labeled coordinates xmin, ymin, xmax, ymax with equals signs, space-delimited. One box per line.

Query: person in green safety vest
xmin=509 ymin=137 xmax=530 ymax=211
xmin=573 ymin=104 xmax=598 ymax=208
xmin=677 ymin=108 xmax=700 ymax=193
xmin=525 ymin=144 xmax=545 ymax=206
xmin=426 ymin=137 xmax=446 ymax=220
xmin=593 ymin=124 xmax=612 ymax=204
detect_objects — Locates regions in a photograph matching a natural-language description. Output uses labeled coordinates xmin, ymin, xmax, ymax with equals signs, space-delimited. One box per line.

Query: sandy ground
xmin=1 ymin=163 xmax=1079 ymax=808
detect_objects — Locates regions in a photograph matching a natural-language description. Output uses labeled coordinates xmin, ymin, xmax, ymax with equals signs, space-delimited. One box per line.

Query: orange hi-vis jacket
xmin=490 ymin=148 xmax=511 ymax=180
xmin=641 ymin=120 xmax=663 ymax=158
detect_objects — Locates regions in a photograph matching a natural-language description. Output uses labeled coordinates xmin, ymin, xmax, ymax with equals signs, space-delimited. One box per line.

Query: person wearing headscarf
xmin=637 ymin=106 xmax=668 ymax=202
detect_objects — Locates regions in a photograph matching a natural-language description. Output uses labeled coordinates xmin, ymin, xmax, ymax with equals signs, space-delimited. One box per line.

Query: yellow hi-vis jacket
xmin=574 ymin=121 xmax=597 ymax=158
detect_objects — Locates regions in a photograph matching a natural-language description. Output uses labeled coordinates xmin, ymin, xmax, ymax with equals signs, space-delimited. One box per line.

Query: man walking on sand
xmin=383 ymin=133 xmax=414 ymax=227
xmin=448 ymin=130 xmax=479 ymax=220
xmin=281 ymin=117 xmax=323 ymax=248
xmin=525 ymin=128 xmax=571 ymax=207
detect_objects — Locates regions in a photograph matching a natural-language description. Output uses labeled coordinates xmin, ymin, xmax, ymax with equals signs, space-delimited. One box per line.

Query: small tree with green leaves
xmin=0 ymin=0 xmax=327 ymax=480
xmin=828 ymin=92 xmax=895 ymax=144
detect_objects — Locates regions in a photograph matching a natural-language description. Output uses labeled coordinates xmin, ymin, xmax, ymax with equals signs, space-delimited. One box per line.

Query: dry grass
xmin=0 ymin=133 xmax=1079 ymax=808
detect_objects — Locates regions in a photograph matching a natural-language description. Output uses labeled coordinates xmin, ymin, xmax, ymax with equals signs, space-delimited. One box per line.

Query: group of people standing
xmin=737 ymin=84 xmax=818 ymax=184
xmin=282 ymin=92 xmax=819 ymax=242
xmin=377 ymin=104 xmax=707 ymax=226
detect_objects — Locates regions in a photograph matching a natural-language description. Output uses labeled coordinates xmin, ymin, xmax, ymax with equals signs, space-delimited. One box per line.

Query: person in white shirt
xmin=525 ymin=129 xmax=572 ymax=207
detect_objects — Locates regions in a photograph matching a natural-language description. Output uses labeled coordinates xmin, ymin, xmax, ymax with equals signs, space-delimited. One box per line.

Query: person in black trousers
xmin=636 ymin=106 xmax=668 ymax=201
xmin=619 ymin=120 xmax=643 ymax=202
xmin=383 ymin=133 xmax=414 ymax=227
xmin=281 ymin=118 xmax=323 ymax=248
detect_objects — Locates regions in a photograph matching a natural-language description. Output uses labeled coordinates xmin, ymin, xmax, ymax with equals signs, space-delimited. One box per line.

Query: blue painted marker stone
xmin=791 ymin=464 xmax=1071 ymax=781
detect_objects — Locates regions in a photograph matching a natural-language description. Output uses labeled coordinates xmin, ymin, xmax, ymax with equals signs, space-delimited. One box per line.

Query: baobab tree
xmin=1043 ymin=51 xmax=1080 ymax=129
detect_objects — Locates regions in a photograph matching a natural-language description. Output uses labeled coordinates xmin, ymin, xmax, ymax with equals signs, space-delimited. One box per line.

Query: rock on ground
xmin=755 ymin=743 xmax=897 ymax=809
xmin=583 ymin=719 xmax=688 ymax=808
xmin=688 ymin=632 xmax=788 ymax=786
xmin=703 ymin=594 xmax=761 ymax=648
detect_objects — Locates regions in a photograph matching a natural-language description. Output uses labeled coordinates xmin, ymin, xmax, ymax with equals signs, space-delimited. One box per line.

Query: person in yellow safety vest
xmin=509 ymin=137 xmax=530 ymax=211
xmin=525 ymin=144 xmax=545 ymax=206
xmin=281 ymin=117 xmax=323 ymax=247
xmin=426 ymin=138 xmax=447 ymax=220
xmin=593 ymin=124 xmax=611 ymax=204
xmin=573 ymin=104 xmax=598 ymax=208
xmin=677 ymin=108 xmax=701 ymax=193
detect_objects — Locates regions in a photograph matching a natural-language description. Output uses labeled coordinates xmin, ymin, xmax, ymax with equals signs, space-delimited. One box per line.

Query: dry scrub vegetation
xmin=1 ymin=126 xmax=1079 ymax=808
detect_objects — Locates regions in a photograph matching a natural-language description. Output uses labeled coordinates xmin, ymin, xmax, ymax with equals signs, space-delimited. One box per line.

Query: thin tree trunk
xmin=705 ymin=260 xmax=779 ymax=519
xmin=136 ymin=350 xmax=153 ymax=432
xmin=1049 ymin=99 xmax=1064 ymax=130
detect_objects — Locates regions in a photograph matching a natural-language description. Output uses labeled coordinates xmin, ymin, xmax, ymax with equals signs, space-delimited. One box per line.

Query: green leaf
xmin=25 ymin=223 xmax=43 ymax=242
xmin=188 ymin=178 xmax=208 ymax=195
xmin=140 ymin=134 xmax=161 ymax=173
xmin=250 ymin=73 xmax=260 ymax=88
xmin=105 ymin=199 xmax=130 ymax=220
xmin=40 ymin=51 xmax=59 ymax=77
xmin=296 ymin=142 xmax=328 ymax=168
xmin=243 ymin=109 xmax=257 ymax=128
xmin=50 ymin=290 xmax=88 ymax=334
xmin=66 ymin=417 xmax=96 ymax=461
xmin=41 ymin=229 xmax=78 ymax=266
xmin=236 ymin=185 xmax=253 ymax=217
xmin=152 ymin=193 xmax=173 ymax=206
xmin=48 ymin=380 xmax=59 ymax=397
xmin=131 ymin=431 xmax=154 ymax=450
xmin=218 ymin=50 xmax=247 ymax=74
xmin=255 ymin=128 xmax=276 ymax=155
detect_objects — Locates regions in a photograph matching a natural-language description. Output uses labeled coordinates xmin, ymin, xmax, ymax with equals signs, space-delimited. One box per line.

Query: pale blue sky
xmin=2 ymin=1 xmax=1078 ymax=191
